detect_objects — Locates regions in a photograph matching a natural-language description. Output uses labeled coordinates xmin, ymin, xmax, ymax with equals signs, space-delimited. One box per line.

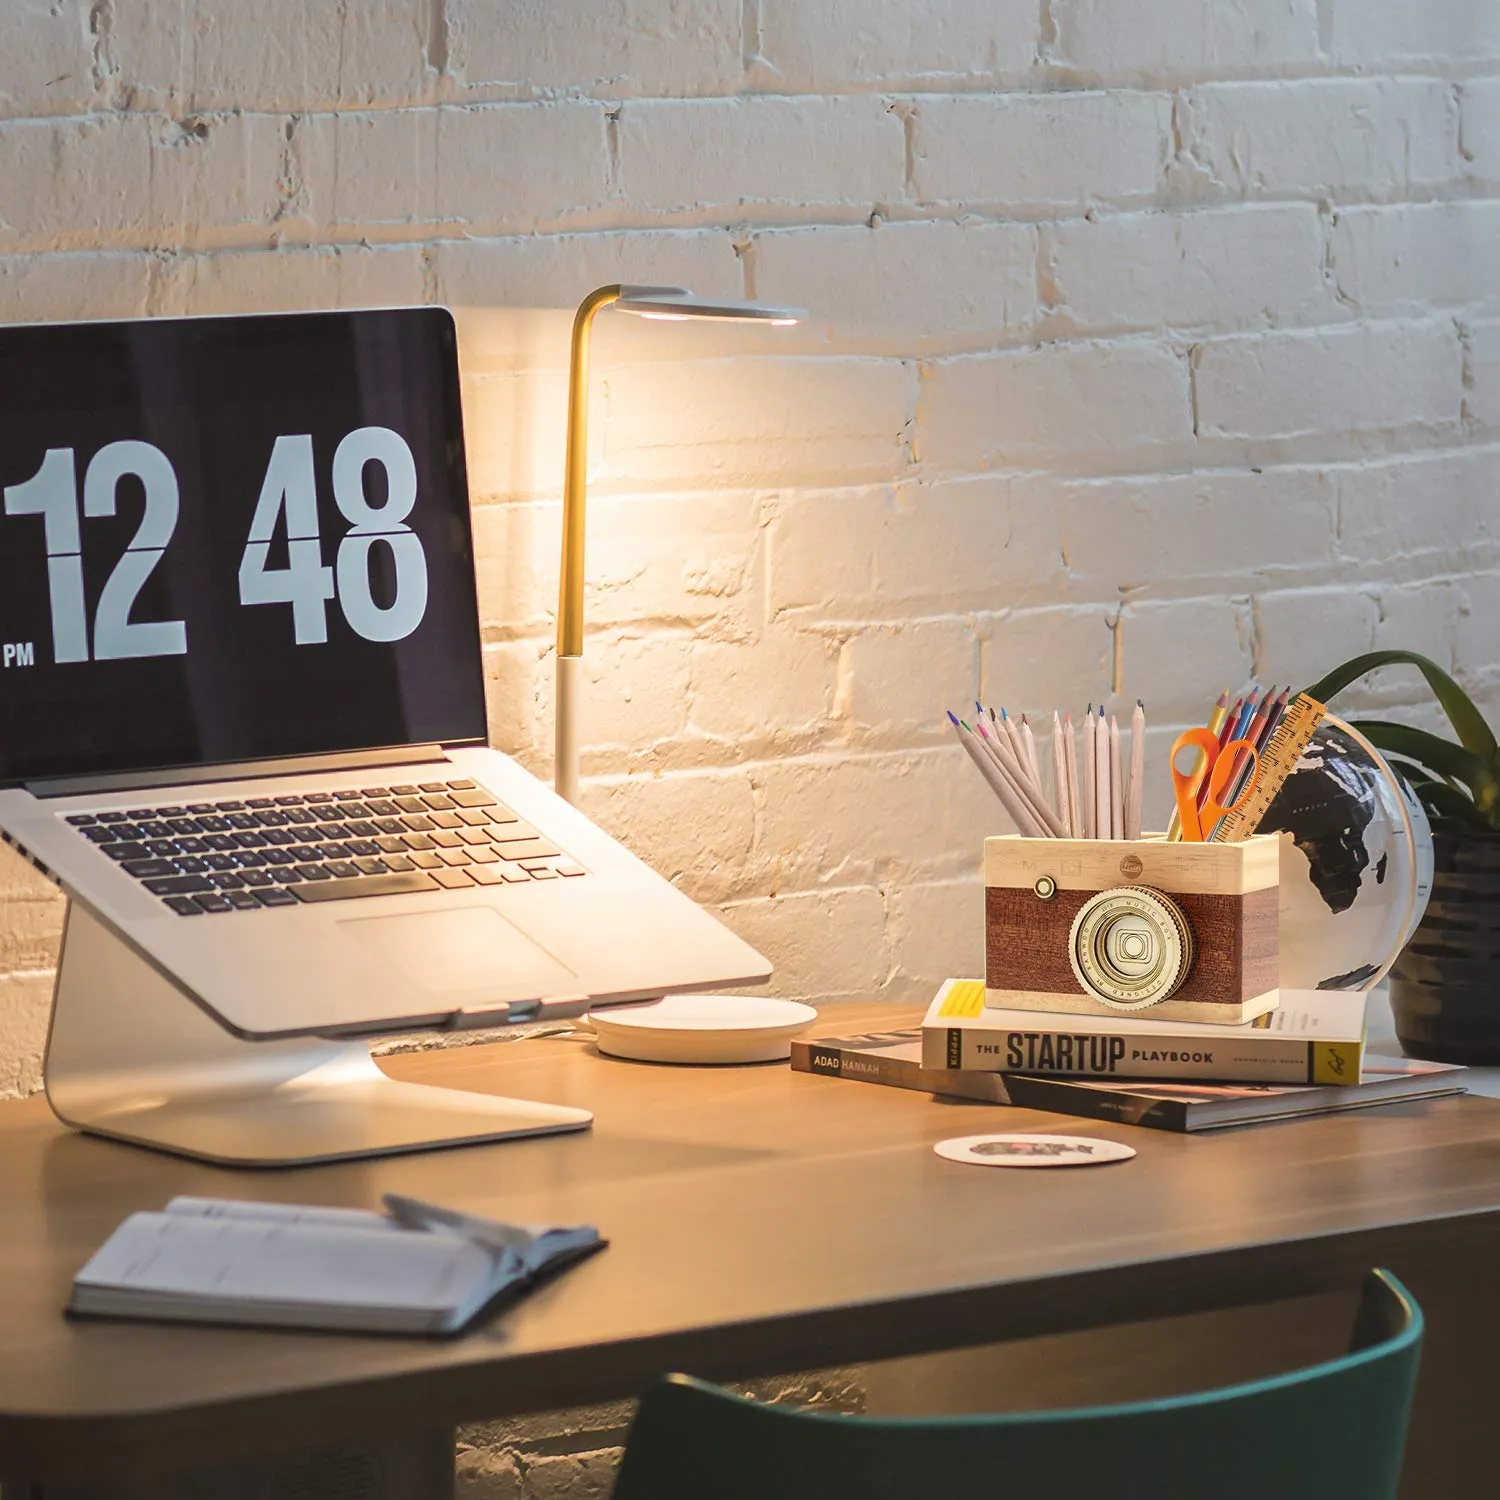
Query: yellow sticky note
xmin=938 ymin=980 xmax=986 ymax=1018
xmin=1312 ymin=1041 xmax=1361 ymax=1086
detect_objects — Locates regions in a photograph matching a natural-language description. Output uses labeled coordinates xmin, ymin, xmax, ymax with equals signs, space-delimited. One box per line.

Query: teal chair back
xmin=612 ymin=1269 xmax=1422 ymax=1500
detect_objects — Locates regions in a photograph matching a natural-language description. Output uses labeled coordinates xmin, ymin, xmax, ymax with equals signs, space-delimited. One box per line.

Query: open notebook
xmin=69 ymin=1195 xmax=604 ymax=1336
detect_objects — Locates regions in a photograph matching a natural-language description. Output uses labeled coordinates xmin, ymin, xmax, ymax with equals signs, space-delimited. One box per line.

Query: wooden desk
xmin=2 ymin=1002 xmax=1499 ymax=1493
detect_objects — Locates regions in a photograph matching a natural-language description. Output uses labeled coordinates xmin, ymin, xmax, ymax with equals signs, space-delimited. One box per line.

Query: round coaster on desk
xmin=934 ymin=1133 xmax=1137 ymax=1168
xmin=586 ymin=994 xmax=818 ymax=1065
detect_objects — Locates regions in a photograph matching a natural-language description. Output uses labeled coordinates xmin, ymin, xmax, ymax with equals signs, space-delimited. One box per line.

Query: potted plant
xmin=1307 ymin=650 xmax=1500 ymax=1063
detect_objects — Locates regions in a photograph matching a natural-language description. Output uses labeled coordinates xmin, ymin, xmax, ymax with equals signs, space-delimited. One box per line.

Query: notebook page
xmin=76 ymin=1213 xmax=511 ymax=1317
xmin=382 ymin=1194 xmax=538 ymax=1249
xmin=381 ymin=1194 xmax=599 ymax=1270
xmin=165 ymin=1197 xmax=396 ymax=1232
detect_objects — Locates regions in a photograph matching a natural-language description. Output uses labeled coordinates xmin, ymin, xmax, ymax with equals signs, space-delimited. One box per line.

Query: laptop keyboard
xmin=63 ymin=779 xmax=585 ymax=916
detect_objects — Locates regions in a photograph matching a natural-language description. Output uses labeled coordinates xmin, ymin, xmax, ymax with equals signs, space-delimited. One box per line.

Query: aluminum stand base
xmin=43 ymin=902 xmax=593 ymax=1167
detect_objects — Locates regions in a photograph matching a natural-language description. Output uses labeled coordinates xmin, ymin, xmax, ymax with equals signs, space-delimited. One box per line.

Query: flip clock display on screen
xmin=983 ymin=834 xmax=1281 ymax=1025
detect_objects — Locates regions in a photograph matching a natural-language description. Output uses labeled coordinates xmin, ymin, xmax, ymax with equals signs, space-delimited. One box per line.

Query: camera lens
xmin=1069 ymin=886 xmax=1194 ymax=1010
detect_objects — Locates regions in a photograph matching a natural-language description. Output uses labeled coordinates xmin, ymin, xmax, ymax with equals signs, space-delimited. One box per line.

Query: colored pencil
xmin=1237 ymin=684 xmax=1276 ymax=769
xmin=979 ymin=705 xmax=1044 ymax=813
xmin=1109 ymin=713 xmax=1124 ymax=839
xmin=1228 ymin=686 xmax=1288 ymax=806
xmin=950 ymin=713 xmax=1047 ymax=836
xmin=1217 ymin=696 xmax=1245 ymax=751
xmin=1083 ymin=704 xmax=1096 ymax=839
xmin=978 ymin=718 xmax=1067 ymax=837
xmin=978 ymin=728 xmax=1052 ymax=837
xmin=1265 ymin=687 xmax=1291 ymax=741
xmin=1229 ymin=688 xmax=1260 ymax=746
xmin=1064 ymin=711 xmax=1082 ymax=837
xmin=1217 ymin=686 xmax=1271 ymax=808
xmin=1125 ymin=699 xmax=1145 ymax=840
xmin=1094 ymin=707 xmax=1110 ymax=840
xmin=1050 ymin=711 xmax=1069 ymax=832
xmin=1021 ymin=714 xmax=1043 ymax=790
xmin=999 ymin=707 xmax=1030 ymax=791
xmin=1198 ymin=692 xmax=1252 ymax=814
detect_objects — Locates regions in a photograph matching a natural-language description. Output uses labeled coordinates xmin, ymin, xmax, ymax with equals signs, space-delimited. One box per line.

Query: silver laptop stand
xmin=44 ymin=902 xmax=593 ymax=1167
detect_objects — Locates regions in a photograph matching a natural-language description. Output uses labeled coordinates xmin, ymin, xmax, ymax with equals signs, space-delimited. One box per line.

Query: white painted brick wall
xmin=769 ymin=477 xmax=1063 ymax=620
xmin=1042 ymin=203 xmax=1333 ymax=334
xmin=447 ymin=0 xmax=744 ymax=101
xmin=1324 ymin=0 xmax=1500 ymax=67
xmin=0 ymin=1 xmax=98 ymax=117
xmin=616 ymin=96 xmax=905 ymax=220
xmin=752 ymin=219 xmax=1039 ymax=352
xmin=1466 ymin=319 xmax=1500 ymax=429
xmin=0 ymin=857 xmax=58 ymax=1099
xmin=1049 ymin=0 xmax=1320 ymax=79
xmin=601 ymin=354 xmax=917 ymax=490
xmin=911 ymin=91 xmax=1173 ymax=209
xmin=0 ymin=3 xmax=1496 ymax=1132
xmin=110 ymin=0 xmax=433 ymax=112
xmin=752 ymin=0 xmax=1037 ymax=92
xmin=1330 ymin=201 xmax=1500 ymax=313
xmin=917 ymin=341 xmax=1194 ymax=469
xmin=1056 ymin=468 xmax=1337 ymax=594
xmin=436 ymin=229 xmax=743 ymax=310
xmin=1193 ymin=319 xmax=1464 ymax=441
xmin=1179 ymin=79 xmax=1460 ymax=199
xmin=1463 ymin=78 xmax=1500 ymax=185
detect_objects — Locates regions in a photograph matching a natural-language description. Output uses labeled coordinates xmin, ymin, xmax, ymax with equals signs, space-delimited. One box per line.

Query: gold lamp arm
xmin=559 ymin=284 xmax=620 ymax=661
xmin=555 ymin=284 xmax=620 ymax=804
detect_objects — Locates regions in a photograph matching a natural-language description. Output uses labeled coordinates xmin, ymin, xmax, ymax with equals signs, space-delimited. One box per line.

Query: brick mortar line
xmin=4 ymin=66 xmax=1500 ymax=129
xmin=480 ymin=602 xmax=1500 ymax=661
xmin=457 ymin=327 xmax=1482 ymax=373
xmin=463 ymin=438 xmax=1500 ymax=494
xmin=4 ymin=196 xmax=1499 ymax=261
xmin=6 ymin=191 xmax=1497 ymax=259
xmin=472 ymin=436 xmax=1500 ymax=496
xmin=7 ymin=191 xmax=1496 ymax=263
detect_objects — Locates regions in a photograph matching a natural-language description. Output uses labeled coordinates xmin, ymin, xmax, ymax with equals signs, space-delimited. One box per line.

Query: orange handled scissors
xmin=1170 ymin=729 xmax=1260 ymax=842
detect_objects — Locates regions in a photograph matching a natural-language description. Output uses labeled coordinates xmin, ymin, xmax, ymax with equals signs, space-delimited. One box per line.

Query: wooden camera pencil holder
xmin=984 ymin=834 xmax=1280 ymax=1025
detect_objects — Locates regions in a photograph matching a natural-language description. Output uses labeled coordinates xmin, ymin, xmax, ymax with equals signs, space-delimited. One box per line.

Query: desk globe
xmin=1260 ymin=716 xmax=1433 ymax=991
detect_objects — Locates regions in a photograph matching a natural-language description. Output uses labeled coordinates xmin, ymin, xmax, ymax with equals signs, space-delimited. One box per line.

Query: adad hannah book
xmin=793 ymin=1029 xmax=1463 ymax=1132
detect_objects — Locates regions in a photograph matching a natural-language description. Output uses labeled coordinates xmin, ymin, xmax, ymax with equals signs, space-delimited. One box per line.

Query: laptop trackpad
xmin=339 ymin=907 xmax=579 ymax=996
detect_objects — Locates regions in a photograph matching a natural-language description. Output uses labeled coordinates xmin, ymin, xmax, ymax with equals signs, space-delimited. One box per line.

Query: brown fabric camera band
xmin=985 ymin=885 xmax=1279 ymax=1008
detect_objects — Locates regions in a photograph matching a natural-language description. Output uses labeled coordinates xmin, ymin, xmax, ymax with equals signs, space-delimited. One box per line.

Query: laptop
xmin=0 ymin=307 xmax=771 ymax=1041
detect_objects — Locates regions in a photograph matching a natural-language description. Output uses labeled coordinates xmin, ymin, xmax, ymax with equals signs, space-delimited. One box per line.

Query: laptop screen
xmin=0 ymin=308 xmax=488 ymax=785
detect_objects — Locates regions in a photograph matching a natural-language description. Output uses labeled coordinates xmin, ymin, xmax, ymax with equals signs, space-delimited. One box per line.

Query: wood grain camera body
xmin=983 ymin=834 xmax=1281 ymax=1025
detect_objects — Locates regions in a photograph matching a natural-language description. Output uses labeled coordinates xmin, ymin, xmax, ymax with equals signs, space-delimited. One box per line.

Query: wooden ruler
xmin=1210 ymin=693 xmax=1327 ymax=842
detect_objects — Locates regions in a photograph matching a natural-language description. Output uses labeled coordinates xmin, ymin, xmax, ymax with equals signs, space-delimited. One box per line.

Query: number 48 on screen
xmin=2 ymin=426 xmax=429 ymax=665
xmin=240 ymin=427 xmax=428 ymax=646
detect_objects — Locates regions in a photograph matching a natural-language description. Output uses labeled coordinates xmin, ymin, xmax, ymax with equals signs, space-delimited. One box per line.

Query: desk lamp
xmin=555 ymin=285 xmax=805 ymax=804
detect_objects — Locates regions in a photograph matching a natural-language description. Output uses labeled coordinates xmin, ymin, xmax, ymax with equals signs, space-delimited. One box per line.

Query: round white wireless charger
xmin=585 ymin=994 xmax=818 ymax=1065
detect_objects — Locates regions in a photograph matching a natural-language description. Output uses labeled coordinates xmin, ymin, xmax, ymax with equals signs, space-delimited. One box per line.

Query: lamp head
xmin=613 ymin=285 xmax=804 ymax=326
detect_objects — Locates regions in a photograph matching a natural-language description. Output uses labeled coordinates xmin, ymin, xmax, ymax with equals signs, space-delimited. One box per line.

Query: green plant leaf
xmin=1362 ymin=746 xmax=1498 ymax=832
xmin=1305 ymin=650 xmax=1497 ymax=760
xmin=1417 ymin=780 xmax=1494 ymax=832
xmin=1347 ymin=719 xmax=1491 ymax=790
xmin=1383 ymin=756 xmax=1439 ymax=788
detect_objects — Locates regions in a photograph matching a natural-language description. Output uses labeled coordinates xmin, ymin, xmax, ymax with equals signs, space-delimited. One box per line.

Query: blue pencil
xmin=1228 ymin=688 xmax=1260 ymax=745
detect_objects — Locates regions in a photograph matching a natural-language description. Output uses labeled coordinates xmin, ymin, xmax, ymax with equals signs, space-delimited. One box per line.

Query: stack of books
xmin=790 ymin=980 xmax=1465 ymax=1133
